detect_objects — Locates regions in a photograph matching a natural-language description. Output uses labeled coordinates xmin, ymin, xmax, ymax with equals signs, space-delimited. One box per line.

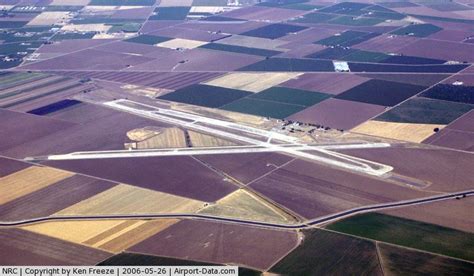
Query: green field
xmin=291 ymin=12 xmax=338 ymax=23
xmin=327 ymin=15 xmax=385 ymax=26
xmin=0 ymin=72 xmax=46 ymax=89
xmin=221 ymin=97 xmax=305 ymax=119
xmin=200 ymin=43 xmax=283 ymax=57
xmin=270 ymin=229 xmax=381 ymax=275
xmin=376 ymin=97 xmax=474 ymax=124
xmin=391 ymin=23 xmax=442 ymax=37
xmin=250 ymin=87 xmax=331 ymax=107
xmin=159 ymin=84 xmax=251 ymax=108
xmin=342 ymin=50 xmax=389 ymax=62
xmin=149 ymin=7 xmax=190 ymax=20
xmin=90 ymin=0 xmax=155 ymax=5
xmin=379 ymin=243 xmax=474 ymax=275
xmin=125 ymin=35 xmax=171 ymax=45
xmin=327 ymin=213 xmax=474 ymax=261
xmin=51 ymin=32 xmax=95 ymax=41
xmin=315 ymin=30 xmax=375 ymax=46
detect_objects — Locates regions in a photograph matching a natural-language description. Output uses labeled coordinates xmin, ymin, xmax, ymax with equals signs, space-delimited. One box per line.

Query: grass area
xmin=90 ymin=0 xmax=155 ymax=5
xmin=381 ymin=55 xmax=445 ymax=65
xmin=349 ymin=63 xmax=467 ymax=73
xmin=335 ymin=79 xmax=426 ymax=107
xmin=327 ymin=213 xmax=474 ymax=261
xmin=376 ymin=97 xmax=474 ymax=124
xmin=391 ymin=23 xmax=442 ymax=37
xmin=27 ymin=99 xmax=82 ymax=116
xmin=291 ymin=12 xmax=338 ymax=23
xmin=1 ymin=83 xmax=83 ymax=108
xmin=200 ymin=43 xmax=283 ymax=57
xmin=44 ymin=5 xmax=84 ymax=12
xmin=250 ymin=86 xmax=331 ymax=107
xmin=0 ymin=59 xmax=23 ymax=69
xmin=158 ymin=84 xmax=251 ymax=108
xmin=379 ymin=243 xmax=474 ymax=275
xmin=0 ymin=21 xmax=28 ymax=28
xmin=107 ymin=22 xmax=142 ymax=33
xmin=315 ymin=31 xmax=378 ymax=47
xmin=320 ymin=2 xmax=371 ymax=15
xmin=0 ymin=41 xmax=42 ymax=55
xmin=327 ymin=15 xmax=384 ymax=26
xmin=270 ymin=228 xmax=381 ymax=275
xmin=0 ymin=72 xmax=46 ymax=89
xmin=278 ymin=3 xmax=322 ymax=10
xmin=241 ymin=23 xmax=307 ymax=39
xmin=256 ymin=0 xmax=322 ymax=10
xmin=238 ymin=57 xmax=334 ymax=72
xmin=420 ymin=84 xmax=474 ymax=105
xmin=306 ymin=47 xmax=356 ymax=60
xmin=192 ymin=0 xmax=229 ymax=6
xmin=149 ymin=7 xmax=190 ymax=20
xmin=51 ymin=32 xmax=95 ymax=40
xmin=364 ymin=10 xmax=405 ymax=20
xmin=341 ymin=50 xmax=389 ymax=62
xmin=221 ymin=97 xmax=305 ymax=119
xmin=125 ymin=35 xmax=171 ymax=45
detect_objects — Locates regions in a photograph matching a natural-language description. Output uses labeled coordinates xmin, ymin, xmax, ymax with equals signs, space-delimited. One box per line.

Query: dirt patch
xmin=199 ymin=189 xmax=297 ymax=224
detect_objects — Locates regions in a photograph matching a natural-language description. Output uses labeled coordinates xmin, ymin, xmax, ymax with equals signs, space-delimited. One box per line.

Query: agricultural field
xmin=327 ymin=213 xmax=474 ymax=261
xmin=22 ymin=219 xmax=179 ymax=253
xmin=270 ymin=228 xmax=382 ymax=275
xmin=129 ymin=220 xmax=299 ymax=270
xmin=0 ymin=166 xmax=74 ymax=205
xmin=0 ymin=0 xmax=473 ymax=272
xmin=351 ymin=120 xmax=444 ymax=143
xmin=55 ymin=184 xmax=205 ymax=216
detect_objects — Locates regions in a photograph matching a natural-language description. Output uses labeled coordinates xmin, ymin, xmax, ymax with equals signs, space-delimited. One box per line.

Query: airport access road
xmin=1 ymin=190 xmax=472 ymax=230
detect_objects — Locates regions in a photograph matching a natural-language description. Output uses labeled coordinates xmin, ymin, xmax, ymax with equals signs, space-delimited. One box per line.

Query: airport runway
xmin=26 ymin=99 xmax=394 ymax=176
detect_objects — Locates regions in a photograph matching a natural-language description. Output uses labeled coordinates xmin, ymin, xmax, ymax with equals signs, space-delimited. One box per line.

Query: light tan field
xmin=188 ymin=130 xmax=237 ymax=147
xmin=135 ymin=127 xmax=187 ymax=149
xmin=27 ymin=12 xmax=71 ymax=26
xmin=62 ymin=23 xmax=111 ymax=33
xmin=84 ymin=6 xmax=145 ymax=11
xmin=121 ymin=84 xmax=171 ymax=98
xmin=0 ymin=166 xmax=74 ymax=205
xmin=158 ymin=0 xmax=193 ymax=6
xmin=156 ymin=38 xmax=208 ymax=50
xmin=351 ymin=120 xmax=445 ymax=143
xmin=92 ymin=33 xmax=135 ymax=40
xmin=190 ymin=6 xmax=227 ymax=13
xmin=56 ymin=184 xmax=205 ymax=216
xmin=22 ymin=219 xmax=179 ymax=253
xmin=127 ymin=126 xmax=162 ymax=142
xmin=217 ymin=35 xmax=289 ymax=50
xmin=97 ymin=219 xmax=179 ymax=252
xmin=50 ymin=0 xmax=90 ymax=5
xmin=199 ymin=189 xmax=297 ymax=224
xmin=204 ymin=73 xmax=302 ymax=93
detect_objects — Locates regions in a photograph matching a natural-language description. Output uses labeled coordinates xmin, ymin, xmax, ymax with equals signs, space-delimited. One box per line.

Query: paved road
xmin=1 ymin=190 xmax=472 ymax=229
